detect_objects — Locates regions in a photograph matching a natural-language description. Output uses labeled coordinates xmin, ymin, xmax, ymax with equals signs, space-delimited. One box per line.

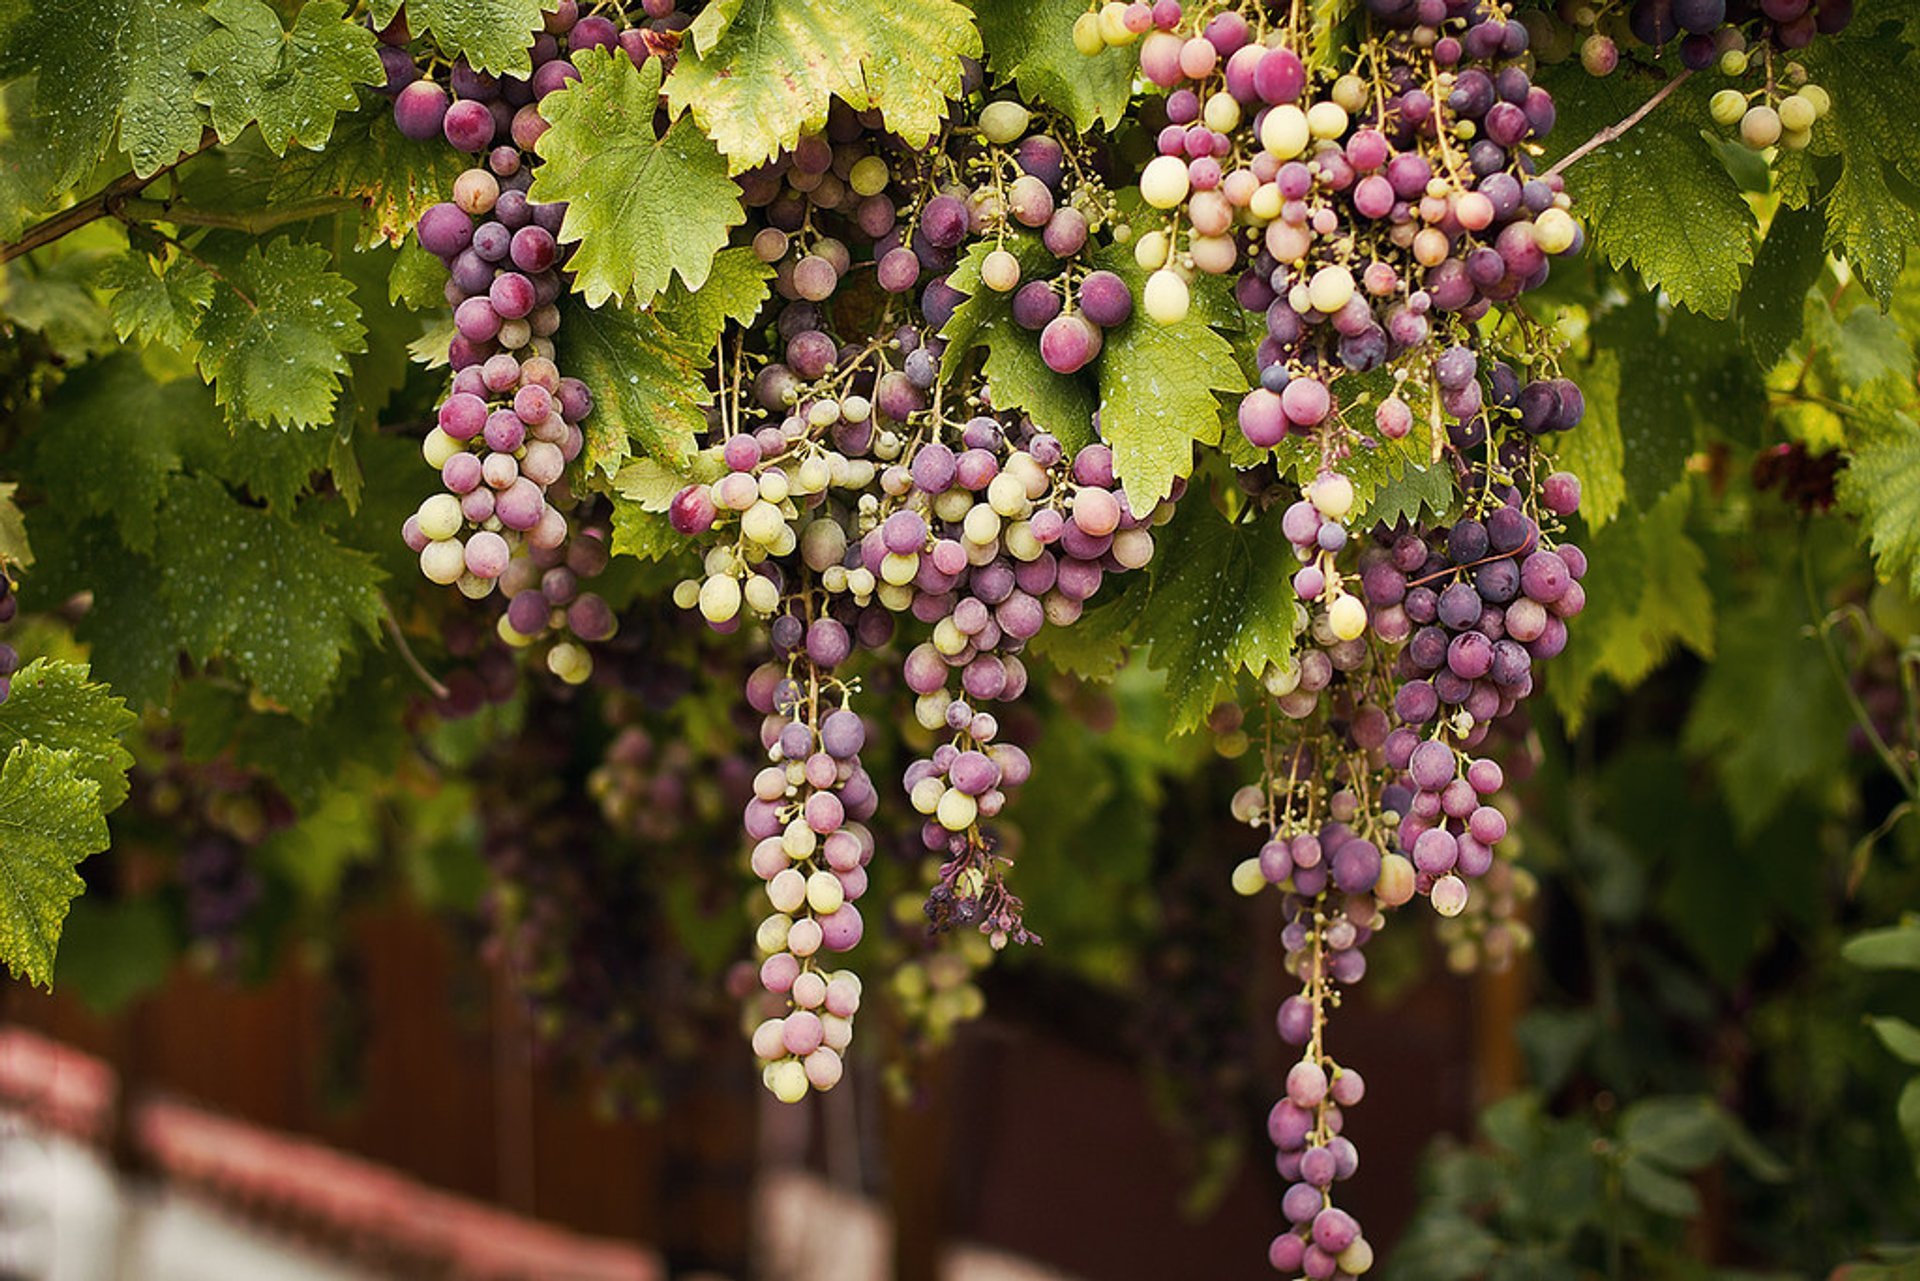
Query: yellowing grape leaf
xmin=666 ymin=0 xmax=980 ymax=172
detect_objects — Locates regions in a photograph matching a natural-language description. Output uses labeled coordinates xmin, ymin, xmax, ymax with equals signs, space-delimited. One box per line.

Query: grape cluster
xmin=384 ymin=7 xmax=621 ymax=682
xmin=1537 ymin=0 xmax=1845 ymax=151
xmin=0 ymin=569 xmax=19 ymax=705
xmin=741 ymin=660 xmax=876 ymax=1101
xmin=1089 ymin=0 xmax=1579 ymax=454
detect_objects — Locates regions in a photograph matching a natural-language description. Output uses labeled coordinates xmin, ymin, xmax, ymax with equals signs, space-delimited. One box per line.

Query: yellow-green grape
xmin=1305 ymin=101 xmax=1349 ymax=140
xmin=1709 ymin=89 xmax=1747 ymax=127
xmin=936 ymin=787 xmax=978 ymax=831
xmin=1133 ymin=227 xmax=1172 ymax=269
xmin=1431 ymin=873 xmax=1470 ymax=917
xmin=1249 ymin=181 xmax=1283 ymax=221
xmin=1331 ymin=74 xmax=1369 ymax=114
xmin=743 ymin=573 xmax=781 ymax=615
xmin=1262 ymin=656 xmax=1301 ymax=697
xmin=1004 ymin=520 xmax=1043 ymax=560
xmin=1777 ymin=93 xmax=1816 ymax=132
xmin=932 ymin=487 xmax=972 ymax=522
xmin=1375 ymin=853 xmax=1416 ymax=907
xmin=914 ymin=693 xmax=950 ymax=730
xmin=1231 ymin=857 xmax=1266 ymax=896
xmin=962 ymin=503 xmax=1002 ymax=545
xmin=1097 ymin=1 xmax=1134 ymax=44
xmin=933 ymin=616 xmax=969 ymax=656
xmin=547 ymin=641 xmax=592 ymax=685
xmin=698 ymin=573 xmax=742 ymax=623
xmin=1309 ymin=472 xmax=1355 ymax=519
xmin=1203 ymin=91 xmax=1241 ymax=133
xmin=755 ymin=912 xmax=792 ymax=953
xmin=1337 ymin=1238 xmax=1375 ymax=1275
xmin=981 ymin=248 xmax=1022 ymax=292
xmin=741 ymin=500 xmax=786 ymax=546
xmin=1740 ymin=104 xmax=1782 ymax=149
xmin=1229 ymin=784 xmax=1264 ymax=825
xmin=910 ymin=775 xmax=945 ymax=814
xmin=422 ymin=428 xmax=461 ymax=468
xmin=783 ymin=817 xmax=818 ymax=859
xmin=806 ymin=870 xmax=845 ymax=914
xmin=1800 ymin=84 xmax=1831 ymax=117
xmin=1260 ymin=105 xmax=1310 ymax=159
xmin=1718 ymin=48 xmax=1749 ymax=76
xmin=1144 ymin=269 xmax=1190 ymax=324
xmin=1140 ymin=154 xmax=1190 ymax=209
xmin=980 ymin=99 xmax=1031 ymax=145
xmin=1781 ymin=127 xmax=1813 ymax=151
xmin=987 ymin=472 xmax=1031 ymax=518
xmin=417 ymin=493 xmax=464 ymax=541
xmin=1071 ymin=9 xmax=1104 ymax=54
xmin=845 ymin=566 xmax=876 ymax=598
xmin=420 ymin=539 xmax=466 ymax=585
xmin=764 ymin=1059 xmax=809 ymax=1103
xmin=1329 ymin=593 xmax=1368 ymax=641
xmin=1307 ymin=265 xmax=1356 ymax=314
xmin=672 ymin=578 xmax=700 ymax=609
xmin=848 ymin=154 xmax=890 ymax=197
xmin=1533 ymin=207 xmax=1578 ymax=254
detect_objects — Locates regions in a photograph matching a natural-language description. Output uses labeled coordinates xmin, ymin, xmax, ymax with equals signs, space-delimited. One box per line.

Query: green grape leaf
xmin=97 ymin=251 xmax=214 ymax=349
xmin=650 ymin=246 xmax=774 ymax=353
xmin=1682 ymin=577 xmax=1852 ymax=839
xmin=192 ymin=0 xmax=381 ymax=156
xmin=1551 ymin=349 xmax=1626 ymax=529
xmin=532 ymin=52 xmax=743 ymax=307
xmin=155 ymin=474 xmax=384 ymax=716
xmin=0 ymin=483 xmax=30 ymax=570
xmin=1131 ymin=499 xmax=1298 ymax=731
xmin=23 ymin=520 xmax=181 ymax=709
xmin=0 ymin=742 xmax=110 ymax=989
xmin=1539 ymin=64 xmax=1754 ymax=317
xmin=1844 ymin=924 xmax=1920 ymax=971
xmin=388 ymin=239 xmax=447 ymax=309
xmin=268 ymin=94 xmax=468 ymax=248
xmin=1870 ymin=1017 xmax=1920 ymax=1068
xmin=1097 ymin=305 xmax=1245 ymax=510
xmin=0 ymin=659 xmax=136 ymax=812
xmin=555 ymin=294 xmax=709 ymax=477
xmin=1353 ymin=456 xmax=1454 ymax=529
xmin=368 ymin=0 xmax=545 ymax=76
xmin=941 ymin=239 xmax=1098 ymax=451
xmin=1620 ymin=1097 xmax=1725 ymax=1171
xmin=1549 ymin=484 xmax=1714 ymax=730
xmin=1739 ymin=203 xmax=1826 ymax=369
xmin=609 ymin=499 xmax=684 ymax=562
xmin=665 ymin=0 xmax=981 ymax=172
xmin=1620 ymin=1156 xmax=1702 ymax=1219
xmin=1592 ymin=297 xmax=1699 ymax=508
xmin=1838 ymin=408 xmax=1920 ymax=596
xmin=0 ymin=251 xmax=116 ymax=361
xmin=118 ymin=0 xmax=212 ymax=174
xmin=1025 ymin=575 xmax=1149 ymax=681
xmin=192 ymin=236 xmax=367 ymax=429
xmin=967 ymin=0 xmax=1130 ymax=132
xmin=1828 ymin=304 xmax=1916 ymax=391
xmin=51 ymin=898 xmax=175 ymax=1013
xmin=1802 ymin=21 xmax=1920 ymax=304
xmin=30 ymin=353 xmax=196 ymax=552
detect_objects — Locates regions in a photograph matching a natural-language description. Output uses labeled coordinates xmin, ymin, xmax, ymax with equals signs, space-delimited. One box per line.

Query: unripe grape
xmin=699 ymin=573 xmax=742 ymax=623
xmin=981 ymin=249 xmax=1022 ymax=292
xmin=980 ymin=100 xmax=1031 ymax=145
xmin=1231 ymin=857 xmax=1267 ymax=896
xmin=1072 ymin=11 xmax=1104 ymax=55
xmin=1709 ymin=88 xmax=1747 ymax=127
xmin=1144 ymin=269 xmax=1190 ymax=323
xmin=764 ymin=1059 xmax=809 ymax=1103
xmin=1305 ymin=101 xmax=1349 ymax=139
xmin=1533 ymin=207 xmax=1578 ymax=255
xmin=1740 ymin=104 xmax=1782 ymax=148
xmin=1778 ymin=93 xmax=1816 ymax=131
xmin=1140 ymin=154 xmax=1190 ymax=209
xmin=1329 ymin=593 xmax=1368 ymax=641
xmin=1261 ymin=105 xmax=1310 ymax=159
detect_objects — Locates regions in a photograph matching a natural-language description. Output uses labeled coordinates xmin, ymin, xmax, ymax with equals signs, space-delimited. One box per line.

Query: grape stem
xmin=0 ymin=129 xmax=218 ymax=263
xmin=380 ymin=599 xmax=452 ymax=701
xmin=1545 ymin=69 xmax=1695 ymax=180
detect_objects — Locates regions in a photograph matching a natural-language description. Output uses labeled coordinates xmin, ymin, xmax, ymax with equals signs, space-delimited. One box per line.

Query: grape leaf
xmin=97 ymin=251 xmax=214 ymax=348
xmin=555 ymin=293 xmax=712 ymax=477
xmin=0 ymin=659 xmax=135 ymax=812
xmin=268 ymin=94 xmax=468 ymax=248
xmin=665 ymin=0 xmax=981 ymax=172
xmin=0 ymin=742 xmax=110 ymax=988
xmin=1837 ymin=408 xmax=1920 ymax=596
xmin=51 ymin=898 xmax=176 ymax=1013
xmin=967 ymin=0 xmax=1130 ymax=132
xmin=1549 ymin=484 xmax=1714 ymax=730
xmin=388 ymin=239 xmax=447 ymax=309
xmin=1551 ymin=349 xmax=1626 ymax=529
xmin=941 ymin=239 xmax=1098 ymax=451
xmin=1025 ymin=575 xmax=1148 ymax=681
xmin=531 ymin=52 xmax=742 ymax=307
xmin=23 ymin=519 xmax=181 ymax=709
xmin=1097 ymin=302 xmax=1245 ymax=510
xmin=155 ymin=474 xmax=384 ymax=716
xmin=193 ymin=236 xmax=367 ymax=429
xmin=1845 ymin=924 xmax=1920 ymax=971
xmin=119 ymin=0 xmax=214 ymax=175
xmin=0 ymin=483 xmax=30 ymax=569
xmin=1801 ymin=20 xmax=1920 ymax=304
xmin=31 ymin=353 xmax=195 ymax=552
xmin=609 ymin=500 xmax=684 ymax=562
xmin=368 ymin=0 xmax=545 ymax=76
xmin=1739 ymin=203 xmax=1826 ymax=369
xmin=651 ymin=247 xmax=774 ymax=353
xmin=1130 ymin=499 xmax=1298 ymax=731
xmin=1592 ymin=297 xmax=1699 ymax=508
xmin=1353 ymin=455 xmax=1454 ymax=530
xmin=0 ymin=251 xmax=115 ymax=360
xmin=192 ymin=0 xmax=381 ymax=156
xmin=1870 ymin=1017 xmax=1920 ymax=1067
xmin=1828 ymin=304 xmax=1916 ymax=391
xmin=1539 ymin=64 xmax=1754 ymax=317
xmin=1681 ymin=578 xmax=1852 ymax=838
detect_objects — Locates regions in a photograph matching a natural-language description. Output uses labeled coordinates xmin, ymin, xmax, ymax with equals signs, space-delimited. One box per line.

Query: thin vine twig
xmin=1545 ymin=69 xmax=1696 ymax=179
xmin=0 ymin=128 xmax=219 ymax=263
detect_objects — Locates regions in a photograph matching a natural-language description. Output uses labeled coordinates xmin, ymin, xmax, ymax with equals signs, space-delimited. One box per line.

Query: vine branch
xmin=1546 ymin=69 xmax=1695 ymax=179
xmin=0 ymin=129 xmax=219 ymax=264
